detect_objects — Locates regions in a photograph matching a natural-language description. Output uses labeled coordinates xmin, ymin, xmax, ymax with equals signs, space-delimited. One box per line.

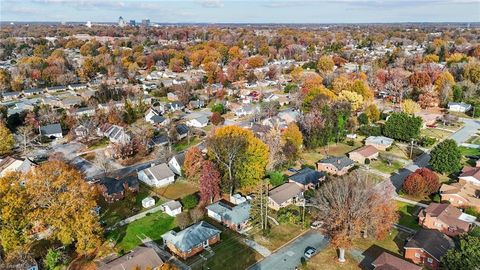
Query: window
xmin=427 ymin=258 xmax=433 ymax=263
xmin=415 ymin=253 xmax=420 ymax=258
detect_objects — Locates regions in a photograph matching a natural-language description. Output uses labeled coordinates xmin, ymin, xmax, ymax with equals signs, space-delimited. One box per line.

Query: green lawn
xmin=251 ymin=223 xmax=306 ymax=251
xmin=459 ymin=146 xmax=480 ymax=156
xmin=87 ymin=137 xmax=110 ymax=150
xmin=173 ymin=137 xmax=201 ymax=152
xmin=396 ymin=202 xmax=421 ymax=230
xmin=190 ymin=220 xmax=260 ymax=270
xmin=420 ymin=128 xmax=452 ymax=141
xmin=369 ymin=159 xmax=403 ymax=174
xmin=106 ymin=211 xmax=175 ymax=252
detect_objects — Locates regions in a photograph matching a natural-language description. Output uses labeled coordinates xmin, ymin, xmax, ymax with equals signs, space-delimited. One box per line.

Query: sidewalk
xmin=393 ymin=196 xmax=428 ymax=208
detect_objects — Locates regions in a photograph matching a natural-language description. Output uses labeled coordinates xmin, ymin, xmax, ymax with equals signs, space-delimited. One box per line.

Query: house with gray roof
xmin=39 ymin=123 xmax=63 ymax=138
xmin=162 ymin=221 xmax=221 ymax=259
xmin=97 ymin=124 xmax=130 ymax=144
xmin=365 ymin=136 xmax=394 ymax=151
xmin=404 ymin=229 xmax=454 ymax=270
xmin=168 ymin=153 xmax=185 ymax=176
xmin=137 ymin=163 xmax=175 ymax=187
xmin=206 ymin=200 xmax=251 ymax=231
xmin=268 ymin=182 xmax=304 ymax=210
xmin=316 ymin=156 xmax=355 ymax=176
xmin=98 ymin=246 xmax=163 ymax=270
xmin=1 ymin=91 xmax=21 ymax=101
xmin=23 ymin=88 xmax=43 ymax=96
xmin=186 ymin=115 xmax=209 ymax=128
xmin=288 ymin=167 xmax=326 ymax=190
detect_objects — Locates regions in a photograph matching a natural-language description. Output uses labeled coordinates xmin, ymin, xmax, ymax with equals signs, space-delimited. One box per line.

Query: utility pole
xmin=302 ymin=199 xmax=306 ymax=226
xmin=265 ymin=182 xmax=269 ymax=230
xmin=410 ymin=139 xmax=414 ymax=159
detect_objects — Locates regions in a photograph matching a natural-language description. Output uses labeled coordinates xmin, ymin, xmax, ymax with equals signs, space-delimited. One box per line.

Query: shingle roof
xmin=419 ymin=203 xmax=472 ymax=231
xmin=162 ymin=221 xmax=221 ymax=252
xmin=151 ymin=114 xmax=166 ymax=124
xmin=98 ymin=175 xmax=139 ymax=195
xmin=460 ymin=166 xmax=480 ymax=180
xmin=176 ymin=124 xmax=189 ymax=135
xmin=289 ymin=168 xmax=325 ymax=186
xmin=365 ymin=136 xmax=394 ymax=146
xmin=318 ymin=156 xmax=354 ymax=170
xmin=349 ymin=145 xmax=379 ymax=157
xmin=404 ymin=229 xmax=454 ymax=260
xmin=98 ymin=246 xmax=163 ymax=270
xmin=164 ymin=200 xmax=182 ymax=211
xmin=143 ymin=163 xmax=175 ymax=181
xmin=269 ymin=182 xmax=303 ymax=205
xmin=40 ymin=123 xmax=62 ymax=136
xmin=371 ymin=252 xmax=421 ymax=270
xmin=206 ymin=200 xmax=251 ymax=225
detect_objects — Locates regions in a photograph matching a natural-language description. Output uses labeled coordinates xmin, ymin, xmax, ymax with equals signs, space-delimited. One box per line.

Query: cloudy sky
xmin=1 ymin=0 xmax=479 ymax=23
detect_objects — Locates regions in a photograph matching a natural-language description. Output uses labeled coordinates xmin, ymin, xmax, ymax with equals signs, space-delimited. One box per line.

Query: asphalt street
xmin=248 ymin=230 xmax=328 ymax=270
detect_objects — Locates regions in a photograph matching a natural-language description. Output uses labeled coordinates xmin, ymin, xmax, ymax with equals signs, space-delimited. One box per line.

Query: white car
xmin=310 ymin=221 xmax=323 ymax=229
xmin=304 ymin=247 xmax=316 ymax=259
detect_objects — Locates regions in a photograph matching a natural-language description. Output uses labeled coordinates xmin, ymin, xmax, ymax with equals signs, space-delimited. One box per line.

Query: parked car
xmin=288 ymin=168 xmax=297 ymax=173
xmin=304 ymin=247 xmax=316 ymax=259
xmin=310 ymin=221 xmax=323 ymax=229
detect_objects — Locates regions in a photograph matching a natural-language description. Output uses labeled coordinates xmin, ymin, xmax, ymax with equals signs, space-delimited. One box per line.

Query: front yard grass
xmin=155 ymin=180 xmax=198 ymax=200
xmin=250 ymin=223 xmax=307 ymax=251
xmin=396 ymin=202 xmax=421 ymax=230
xmin=79 ymin=152 xmax=96 ymax=162
xmin=173 ymin=137 xmax=201 ymax=152
xmin=369 ymin=159 xmax=403 ymax=174
xmin=459 ymin=146 xmax=480 ymax=156
xmin=420 ymin=128 xmax=452 ymax=141
xmin=87 ymin=137 xmax=109 ymax=150
xmin=106 ymin=211 xmax=175 ymax=252
xmin=307 ymin=229 xmax=409 ymax=270
xmin=190 ymin=220 xmax=260 ymax=270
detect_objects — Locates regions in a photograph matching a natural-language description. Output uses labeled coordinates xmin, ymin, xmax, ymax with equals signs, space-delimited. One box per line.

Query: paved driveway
xmin=248 ymin=230 xmax=328 ymax=270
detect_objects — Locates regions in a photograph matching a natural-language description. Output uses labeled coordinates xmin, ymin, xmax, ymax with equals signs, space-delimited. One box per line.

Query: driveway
xmin=390 ymin=118 xmax=480 ymax=189
xmin=248 ymin=230 xmax=328 ymax=270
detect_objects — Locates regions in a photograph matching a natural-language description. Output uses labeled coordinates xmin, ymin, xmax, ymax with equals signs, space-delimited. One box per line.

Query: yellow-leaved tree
xmin=207 ymin=126 xmax=269 ymax=195
xmin=338 ymin=90 xmax=364 ymax=111
xmin=0 ymin=122 xmax=14 ymax=156
xmin=402 ymin=99 xmax=421 ymax=115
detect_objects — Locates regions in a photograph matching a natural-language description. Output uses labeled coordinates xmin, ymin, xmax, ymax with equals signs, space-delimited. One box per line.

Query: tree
xmin=184 ymin=147 xmax=204 ymax=183
xmin=409 ymin=71 xmax=431 ymax=89
xmin=364 ymin=104 xmax=380 ymax=122
xmin=262 ymin=127 xmax=285 ymax=170
xmin=349 ymin=79 xmax=373 ymax=101
xmin=463 ymin=61 xmax=480 ymax=84
xmin=402 ymin=169 xmax=437 ymax=197
xmin=401 ymin=99 xmax=420 ymax=115
xmin=313 ymin=173 xmax=397 ymax=262
xmin=43 ymin=248 xmax=63 ymax=270
xmin=383 ymin=112 xmax=422 ymax=142
xmin=181 ymin=194 xmax=198 ymax=210
xmin=317 ymin=55 xmax=334 ymax=73
xmin=210 ymin=112 xmax=224 ymax=126
xmin=176 ymin=212 xmax=191 ymax=229
xmin=211 ymin=103 xmax=225 ymax=114
xmin=26 ymin=161 xmax=102 ymax=254
xmin=189 ymin=208 xmax=204 ymax=223
xmin=430 ymin=139 xmax=461 ymax=174
xmin=338 ymin=90 xmax=364 ymax=111
xmin=0 ymin=122 xmax=14 ymax=156
xmin=199 ymin=160 xmax=221 ymax=204
xmin=282 ymin=123 xmax=303 ymax=150
xmin=442 ymin=233 xmax=480 ymax=270
xmin=207 ymin=126 xmax=269 ymax=195
xmin=434 ymin=71 xmax=455 ymax=92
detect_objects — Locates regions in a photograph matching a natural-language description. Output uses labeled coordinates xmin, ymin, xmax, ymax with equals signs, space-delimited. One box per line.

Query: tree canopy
xmin=383 ymin=112 xmax=422 ymax=142
xmin=430 ymin=139 xmax=462 ymax=174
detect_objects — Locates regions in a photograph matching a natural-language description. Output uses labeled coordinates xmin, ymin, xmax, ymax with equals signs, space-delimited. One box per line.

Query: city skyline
xmin=1 ymin=0 xmax=479 ymax=24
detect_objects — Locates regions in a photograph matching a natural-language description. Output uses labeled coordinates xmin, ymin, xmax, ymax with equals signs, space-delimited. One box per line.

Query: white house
xmin=162 ymin=200 xmax=182 ymax=217
xmin=186 ymin=115 xmax=209 ymax=128
xmin=145 ymin=108 xmax=168 ymax=126
xmin=142 ymin=196 xmax=155 ymax=208
xmin=168 ymin=153 xmax=185 ymax=176
xmin=39 ymin=123 xmax=63 ymax=138
xmin=97 ymin=124 xmax=131 ymax=144
xmin=448 ymin=102 xmax=472 ymax=113
xmin=137 ymin=163 xmax=175 ymax=187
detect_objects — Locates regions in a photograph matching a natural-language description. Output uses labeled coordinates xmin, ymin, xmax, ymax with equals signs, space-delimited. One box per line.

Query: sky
xmin=1 ymin=0 xmax=479 ymax=23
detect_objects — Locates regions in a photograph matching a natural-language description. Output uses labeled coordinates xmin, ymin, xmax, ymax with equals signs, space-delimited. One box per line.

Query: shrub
xmin=357 ymin=113 xmax=369 ymax=125
xmin=284 ymin=83 xmax=298 ymax=93
xmin=418 ymin=136 xmax=437 ymax=147
xmin=267 ymin=171 xmax=285 ymax=187
xmin=346 ymin=139 xmax=355 ymax=146
xmin=277 ymin=206 xmax=302 ymax=225
xmin=432 ymin=194 xmax=441 ymax=203
xmin=210 ymin=112 xmax=225 ymax=126
xmin=358 ymin=125 xmax=382 ymax=136
xmin=464 ymin=207 xmax=480 ymax=218
xmin=181 ymin=194 xmax=198 ymax=209
xmin=211 ymin=103 xmax=225 ymax=114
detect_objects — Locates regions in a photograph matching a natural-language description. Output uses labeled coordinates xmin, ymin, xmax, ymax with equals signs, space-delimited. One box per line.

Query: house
xmin=97 ymin=175 xmax=139 ymax=203
xmin=23 ymin=88 xmax=43 ymax=96
xmin=268 ymin=182 xmax=304 ymax=210
xmin=458 ymin=165 xmax=480 ymax=185
xmin=162 ymin=200 xmax=182 ymax=216
xmin=371 ymin=252 xmax=421 ymax=270
xmin=365 ymin=136 xmax=394 ymax=151
xmin=46 ymin=85 xmax=68 ymax=93
xmin=162 ymin=221 xmax=221 ymax=259
xmin=206 ymin=200 xmax=251 ymax=231
xmin=175 ymin=124 xmax=189 ymax=140
xmin=0 ymin=156 xmax=37 ymax=177
xmin=316 ymin=156 xmax=355 ymax=176
xmin=137 ymin=163 xmax=175 ymax=187
xmin=142 ymin=197 xmax=155 ymax=208
xmin=418 ymin=203 xmax=476 ymax=236
xmin=39 ymin=123 xmax=63 ymax=138
xmin=145 ymin=108 xmax=168 ymax=126
xmin=235 ymin=105 xmax=258 ymax=117
xmin=288 ymin=167 xmax=325 ymax=190
xmin=448 ymin=102 xmax=472 ymax=113
xmin=70 ymin=107 xmax=96 ymax=117
xmin=168 ymin=153 xmax=185 ymax=176
xmin=188 ymin=99 xmax=206 ymax=109
xmin=68 ymin=83 xmax=88 ymax=90
xmin=151 ymin=135 xmax=169 ymax=147
xmin=440 ymin=182 xmax=480 ymax=211
xmin=348 ymin=145 xmax=379 ymax=164
xmin=1 ymin=91 xmax=21 ymax=101
xmin=404 ymin=229 xmax=454 ymax=270
xmin=97 ymin=124 xmax=130 ymax=144
xmin=186 ymin=115 xmax=209 ymax=128
xmin=167 ymin=92 xmax=179 ymax=101
xmin=98 ymin=246 xmax=163 ymax=270
xmin=166 ymin=101 xmax=184 ymax=112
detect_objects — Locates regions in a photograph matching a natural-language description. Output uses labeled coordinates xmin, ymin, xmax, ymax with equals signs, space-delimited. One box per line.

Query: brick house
xmin=404 ymin=229 xmax=454 ymax=270
xmin=97 ymin=175 xmax=139 ymax=202
xmin=162 ymin=221 xmax=221 ymax=260
xmin=98 ymin=246 xmax=163 ymax=270
xmin=206 ymin=200 xmax=250 ymax=232
xmin=440 ymin=182 xmax=480 ymax=211
xmin=316 ymin=156 xmax=355 ymax=176
xmin=418 ymin=203 xmax=476 ymax=237
xmin=372 ymin=252 xmax=421 ymax=270
xmin=288 ymin=167 xmax=326 ymax=190
xmin=458 ymin=164 xmax=480 ymax=186
xmin=348 ymin=145 xmax=379 ymax=164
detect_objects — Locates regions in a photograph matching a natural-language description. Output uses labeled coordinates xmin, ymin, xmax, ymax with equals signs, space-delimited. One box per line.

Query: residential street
xmin=390 ymin=118 xmax=480 ymax=189
xmin=248 ymin=230 xmax=329 ymax=270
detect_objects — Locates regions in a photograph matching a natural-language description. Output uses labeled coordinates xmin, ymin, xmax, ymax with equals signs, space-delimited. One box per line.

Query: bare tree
xmin=189 ymin=208 xmax=204 ymax=223
xmin=94 ymin=151 xmax=112 ymax=176
xmin=16 ymin=125 xmax=34 ymax=153
xmin=312 ymin=172 xmax=397 ymax=263
xmin=176 ymin=212 xmax=191 ymax=229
